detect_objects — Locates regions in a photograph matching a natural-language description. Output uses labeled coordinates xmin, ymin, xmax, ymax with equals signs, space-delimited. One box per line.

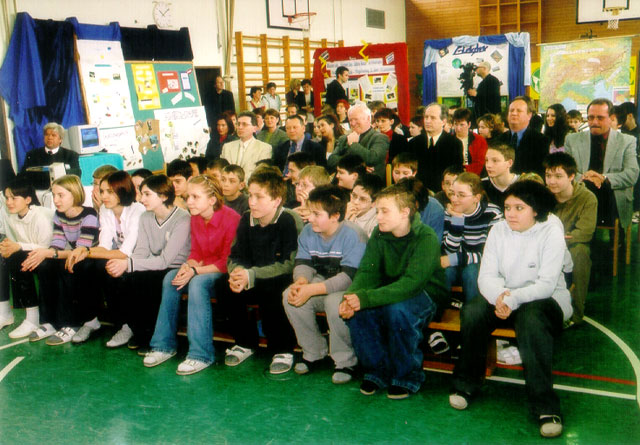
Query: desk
xmin=78 ymin=152 xmax=124 ymax=186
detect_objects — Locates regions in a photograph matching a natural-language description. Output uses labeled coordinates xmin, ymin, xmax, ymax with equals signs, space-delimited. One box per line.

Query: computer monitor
xmin=63 ymin=125 xmax=101 ymax=154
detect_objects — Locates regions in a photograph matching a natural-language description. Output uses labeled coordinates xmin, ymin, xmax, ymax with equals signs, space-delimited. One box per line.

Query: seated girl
xmin=0 ymin=179 xmax=53 ymax=338
xmin=21 ymin=175 xmax=100 ymax=345
xmin=441 ymin=172 xmax=502 ymax=302
xmin=104 ymin=174 xmax=191 ymax=352
xmin=449 ymin=180 xmax=573 ymax=439
xmin=84 ymin=171 xmax=145 ymax=347
xmin=143 ymin=175 xmax=240 ymax=375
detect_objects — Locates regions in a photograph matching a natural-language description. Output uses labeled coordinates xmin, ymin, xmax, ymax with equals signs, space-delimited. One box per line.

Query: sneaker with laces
xmin=9 ymin=319 xmax=39 ymax=339
xmin=106 ymin=325 xmax=133 ymax=348
xmin=29 ymin=323 xmax=56 ymax=342
xmin=269 ymin=353 xmax=294 ymax=374
xmin=224 ymin=345 xmax=254 ymax=366
xmin=46 ymin=327 xmax=77 ymax=346
xmin=72 ymin=324 xmax=100 ymax=344
xmin=143 ymin=350 xmax=176 ymax=367
xmin=176 ymin=359 xmax=211 ymax=375
xmin=0 ymin=314 xmax=14 ymax=330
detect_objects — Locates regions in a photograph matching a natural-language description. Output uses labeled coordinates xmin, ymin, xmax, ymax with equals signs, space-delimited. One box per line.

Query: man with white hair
xmin=328 ymin=104 xmax=389 ymax=178
xmin=21 ymin=122 xmax=80 ymax=172
xmin=467 ymin=61 xmax=501 ymax=117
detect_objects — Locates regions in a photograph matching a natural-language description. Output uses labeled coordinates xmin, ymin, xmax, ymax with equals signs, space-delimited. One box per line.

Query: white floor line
xmin=583 ymin=315 xmax=640 ymax=409
xmin=0 ymin=356 xmax=24 ymax=383
xmin=487 ymin=375 xmax=636 ymax=401
xmin=0 ymin=338 xmax=29 ymax=350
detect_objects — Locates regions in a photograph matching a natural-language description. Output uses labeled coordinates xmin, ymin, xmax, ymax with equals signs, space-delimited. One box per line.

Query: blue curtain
xmin=66 ymin=17 xmax=121 ymax=41
xmin=422 ymin=34 xmax=525 ymax=105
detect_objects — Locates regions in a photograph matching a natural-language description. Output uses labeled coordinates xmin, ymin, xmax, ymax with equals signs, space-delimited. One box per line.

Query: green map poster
xmin=540 ymin=37 xmax=631 ymax=112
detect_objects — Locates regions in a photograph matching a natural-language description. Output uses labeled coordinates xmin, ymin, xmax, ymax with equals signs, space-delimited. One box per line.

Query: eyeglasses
xmin=350 ymin=192 xmax=371 ymax=204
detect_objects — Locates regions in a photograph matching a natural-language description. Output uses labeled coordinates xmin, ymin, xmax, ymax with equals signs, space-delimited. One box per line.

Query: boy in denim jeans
xmin=339 ymin=184 xmax=447 ymax=399
xmin=283 ymin=185 xmax=367 ymax=384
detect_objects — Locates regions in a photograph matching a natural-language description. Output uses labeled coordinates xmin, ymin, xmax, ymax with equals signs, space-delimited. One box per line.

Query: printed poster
xmin=157 ymin=71 xmax=181 ymax=93
xmin=153 ymin=107 xmax=210 ymax=163
xmin=100 ymin=126 xmax=144 ymax=170
xmin=324 ymin=58 xmax=398 ymax=108
xmin=132 ymin=64 xmax=161 ymax=110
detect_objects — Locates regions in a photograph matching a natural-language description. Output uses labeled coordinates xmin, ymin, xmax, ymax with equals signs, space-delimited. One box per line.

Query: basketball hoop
xmin=604 ymin=7 xmax=623 ymax=29
xmin=286 ymin=11 xmax=316 ymax=30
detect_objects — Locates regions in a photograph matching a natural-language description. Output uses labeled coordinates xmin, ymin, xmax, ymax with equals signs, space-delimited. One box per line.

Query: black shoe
xmin=137 ymin=346 xmax=151 ymax=357
xmin=294 ymin=358 xmax=323 ymax=375
xmin=387 ymin=385 xmax=410 ymax=400
xmin=127 ymin=337 xmax=140 ymax=350
xmin=360 ymin=380 xmax=380 ymax=396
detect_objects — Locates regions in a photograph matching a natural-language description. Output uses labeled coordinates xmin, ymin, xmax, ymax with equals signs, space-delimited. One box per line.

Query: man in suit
xmin=21 ymin=122 xmax=80 ymax=172
xmin=467 ymin=61 xmax=501 ymax=118
xmin=273 ymin=115 xmax=325 ymax=174
xmin=494 ymin=96 xmax=550 ymax=178
xmin=325 ymin=66 xmax=349 ymax=111
xmin=203 ymin=75 xmax=235 ymax=127
xmin=221 ymin=111 xmax=272 ymax=179
xmin=565 ymin=98 xmax=639 ymax=228
xmin=328 ymin=104 xmax=389 ymax=179
xmin=409 ymin=103 xmax=463 ymax=192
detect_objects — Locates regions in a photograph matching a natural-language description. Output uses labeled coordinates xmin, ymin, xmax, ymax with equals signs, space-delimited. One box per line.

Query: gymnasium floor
xmin=1 ymin=230 xmax=639 ymax=444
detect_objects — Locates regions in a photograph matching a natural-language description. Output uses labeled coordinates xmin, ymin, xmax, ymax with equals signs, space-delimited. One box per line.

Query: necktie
xmin=428 ymin=137 xmax=434 ymax=149
xmin=510 ymin=132 xmax=518 ymax=148
xmin=288 ymin=140 xmax=296 ymax=156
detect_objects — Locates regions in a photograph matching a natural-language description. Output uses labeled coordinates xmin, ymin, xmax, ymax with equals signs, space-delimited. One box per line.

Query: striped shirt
xmin=442 ymin=200 xmax=502 ymax=267
xmin=50 ymin=207 xmax=100 ymax=250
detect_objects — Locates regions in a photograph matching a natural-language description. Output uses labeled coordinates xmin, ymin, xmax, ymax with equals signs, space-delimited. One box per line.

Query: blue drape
xmin=422 ymin=34 xmax=527 ymax=105
xmin=66 ymin=17 xmax=122 ymax=41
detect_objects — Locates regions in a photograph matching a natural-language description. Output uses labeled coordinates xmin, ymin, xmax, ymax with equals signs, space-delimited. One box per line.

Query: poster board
xmin=539 ymin=37 xmax=632 ymax=112
xmin=124 ymin=61 xmax=203 ymax=171
xmin=312 ymin=43 xmax=410 ymax=124
xmin=154 ymin=107 xmax=209 ymax=163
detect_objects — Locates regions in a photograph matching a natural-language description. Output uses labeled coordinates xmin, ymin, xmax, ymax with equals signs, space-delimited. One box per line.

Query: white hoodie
xmin=478 ymin=216 xmax=573 ymax=321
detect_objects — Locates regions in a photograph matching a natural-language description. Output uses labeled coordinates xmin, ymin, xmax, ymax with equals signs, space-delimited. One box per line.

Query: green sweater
xmin=347 ymin=214 xmax=448 ymax=309
xmin=257 ymin=128 xmax=289 ymax=148
xmin=327 ymin=128 xmax=389 ymax=178
xmin=553 ymin=181 xmax=597 ymax=246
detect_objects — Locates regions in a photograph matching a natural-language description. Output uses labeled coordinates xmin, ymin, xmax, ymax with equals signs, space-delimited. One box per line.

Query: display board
xmin=540 ymin=37 xmax=632 ymax=112
xmin=124 ymin=61 xmax=204 ymax=171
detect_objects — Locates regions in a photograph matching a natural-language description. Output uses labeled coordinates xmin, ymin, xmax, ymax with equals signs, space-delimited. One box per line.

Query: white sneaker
xmin=0 ymin=314 xmax=14 ymax=330
xmin=9 ymin=319 xmax=38 ymax=339
xmin=29 ymin=323 xmax=56 ymax=342
xmin=143 ymin=350 xmax=176 ymax=368
xmin=176 ymin=359 xmax=211 ymax=375
xmin=46 ymin=327 xmax=77 ymax=346
xmin=106 ymin=325 xmax=133 ymax=348
xmin=72 ymin=324 xmax=100 ymax=344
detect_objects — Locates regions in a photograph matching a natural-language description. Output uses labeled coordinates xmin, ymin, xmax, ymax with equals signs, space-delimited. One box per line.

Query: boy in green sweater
xmin=544 ymin=152 xmax=597 ymax=326
xmin=339 ymin=184 xmax=447 ymax=399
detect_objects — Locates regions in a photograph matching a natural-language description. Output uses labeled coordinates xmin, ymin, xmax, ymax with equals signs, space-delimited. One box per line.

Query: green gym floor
xmin=1 ymin=229 xmax=639 ymax=444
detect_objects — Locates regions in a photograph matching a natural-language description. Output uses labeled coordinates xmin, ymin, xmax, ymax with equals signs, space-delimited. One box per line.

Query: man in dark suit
xmin=409 ymin=103 xmax=463 ymax=192
xmin=21 ymin=122 xmax=80 ymax=172
xmin=325 ymin=66 xmax=349 ymax=110
xmin=494 ymin=96 xmax=550 ymax=178
xmin=273 ymin=115 xmax=325 ymax=174
xmin=203 ymin=75 xmax=235 ymax=127
xmin=467 ymin=61 xmax=501 ymax=118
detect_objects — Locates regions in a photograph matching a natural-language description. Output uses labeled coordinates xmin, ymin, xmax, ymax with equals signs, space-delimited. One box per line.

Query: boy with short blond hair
xmin=339 ymin=184 xmax=447 ymax=399
xmin=284 ymin=185 xmax=367 ymax=384
xmin=346 ymin=173 xmax=385 ymax=238
xmin=294 ymin=165 xmax=331 ymax=222
xmin=221 ymin=164 xmax=249 ymax=216
xmin=222 ymin=169 xmax=303 ymax=374
xmin=482 ymin=144 xmax=519 ymax=209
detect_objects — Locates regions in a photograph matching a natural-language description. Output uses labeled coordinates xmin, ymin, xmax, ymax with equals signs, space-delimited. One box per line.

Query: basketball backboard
xmin=577 ymin=0 xmax=640 ymax=24
xmin=266 ymin=0 xmax=313 ymax=31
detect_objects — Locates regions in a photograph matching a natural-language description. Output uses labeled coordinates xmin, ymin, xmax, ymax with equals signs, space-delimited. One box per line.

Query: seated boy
xmin=567 ymin=110 xmax=585 ymax=133
xmin=339 ymin=184 xmax=447 ymax=399
xmin=283 ymin=185 xmax=367 ymax=384
xmin=188 ymin=156 xmax=208 ymax=176
xmin=222 ymin=169 xmax=304 ymax=374
xmin=284 ymin=151 xmax=314 ymax=208
xmin=434 ymin=165 xmax=464 ymax=208
xmin=294 ymin=165 xmax=331 ymax=222
xmin=544 ymin=152 xmax=597 ymax=326
xmin=346 ymin=173 xmax=385 ymax=238
xmin=482 ymin=145 xmax=519 ymax=210
xmin=167 ymin=159 xmax=193 ymax=209
xmin=391 ymin=153 xmax=445 ymax=241
xmin=221 ymin=164 xmax=249 ymax=216
xmin=336 ymin=154 xmax=366 ymax=190
xmin=205 ymin=158 xmax=230 ymax=183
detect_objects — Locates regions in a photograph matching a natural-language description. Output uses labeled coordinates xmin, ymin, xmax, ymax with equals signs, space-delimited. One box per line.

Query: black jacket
xmin=325 ymin=79 xmax=347 ymax=110
xmin=472 ymin=73 xmax=501 ymax=117
xmin=21 ymin=147 xmax=80 ymax=172
xmin=273 ymin=139 xmax=326 ymax=172
xmin=494 ymin=129 xmax=550 ymax=177
xmin=409 ymin=132 xmax=463 ymax=192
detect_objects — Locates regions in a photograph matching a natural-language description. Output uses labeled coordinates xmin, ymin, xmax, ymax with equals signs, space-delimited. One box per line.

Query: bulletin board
xmin=124 ymin=61 xmax=205 ymax=171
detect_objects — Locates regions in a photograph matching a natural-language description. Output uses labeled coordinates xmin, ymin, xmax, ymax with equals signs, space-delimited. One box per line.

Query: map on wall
xmin=540 ymin=37 xmax=631 ymax=112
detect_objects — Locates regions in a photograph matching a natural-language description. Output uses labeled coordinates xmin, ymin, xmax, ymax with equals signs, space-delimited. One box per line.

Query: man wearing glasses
xmin=221 ymin=111 xmax=272 ymax=179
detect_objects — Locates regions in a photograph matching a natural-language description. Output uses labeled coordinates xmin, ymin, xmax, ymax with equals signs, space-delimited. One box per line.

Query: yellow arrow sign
xmin=359 ymin=40 xmax=369 ymax=62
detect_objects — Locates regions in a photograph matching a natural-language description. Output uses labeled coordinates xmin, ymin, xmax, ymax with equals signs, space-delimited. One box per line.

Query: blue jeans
xmin=150 ymin=269 xmax=221 ymax=364
xmin=347 ymin=290 xmax=436 ymax=393
xmin=444 ymin=263 xmax=480 ymax=302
